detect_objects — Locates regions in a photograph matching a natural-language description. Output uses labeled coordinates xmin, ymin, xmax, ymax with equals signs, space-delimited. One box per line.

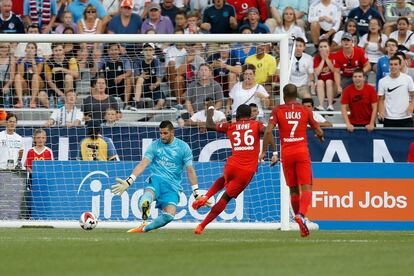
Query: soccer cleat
xmin=141 ymin=200 xmax=150 ymax=221
xmin=295 ymin=214 xmax=310 ymax=237
xmin=192 ymin=196 xmax=209 ymax=210
xmin=194 ymin=224 xmax=204 ymax=235
xmin=127 ymin=223 xmax=147 ymax=233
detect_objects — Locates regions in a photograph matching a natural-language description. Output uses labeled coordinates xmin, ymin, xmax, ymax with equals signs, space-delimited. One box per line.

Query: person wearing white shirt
xmin=0 ymin=113 xmax=24 ymax=170
xmin=309 ymin=0 xmax=341 ymax=45
xmin=13 ymin=24 xmax=52 ymax=59
xmin=290 ymin=38 xmax=314 ymax=99
xmin=389 ymin=17 xmax=414 ymax=54
xmin=185 ymin=97 xmax=226 ymax=133
xmin=226 ymin=64 xmax=269 ymax=121
xmin=302 ymin=98 xmax=333 ymax=127
xmin=358 ymin=18 xmax=388 ymax=70
xmin=44 ymin=90 xmax=84 ymax=128
xmin=378 ymin=56 xmax=414 ymax=127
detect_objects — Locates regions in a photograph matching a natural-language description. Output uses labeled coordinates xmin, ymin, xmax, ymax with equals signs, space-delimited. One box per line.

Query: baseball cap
xmin=143 ymin=42 xmax=155 ymax=49
xmin=148 ymin=3 xmax=161 ymax=11
xmin=341 ymin=32 xmax=353 ymax=41
xmin=120 ymin=0 xmax=133 ymax=9
xmin=247 ymin=7 xmax=259 ymax=14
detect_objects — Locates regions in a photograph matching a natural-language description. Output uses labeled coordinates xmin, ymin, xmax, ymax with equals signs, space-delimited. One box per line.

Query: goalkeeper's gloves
xmin=192 ymin=185 xmax=212 ymax=207
xmin=112 ymin=175 xmax=136 ymax=195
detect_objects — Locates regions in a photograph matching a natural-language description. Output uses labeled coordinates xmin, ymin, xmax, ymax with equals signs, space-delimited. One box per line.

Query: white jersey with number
xmin=378 ymin=73 xmax=414 ymax=119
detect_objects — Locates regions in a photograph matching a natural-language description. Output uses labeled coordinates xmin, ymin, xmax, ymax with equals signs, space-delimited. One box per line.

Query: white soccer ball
xmin=79 ymin=211 xmax=98 ymax=230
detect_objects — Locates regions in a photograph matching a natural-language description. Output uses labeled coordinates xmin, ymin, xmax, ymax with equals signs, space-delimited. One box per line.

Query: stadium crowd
xmin=0 ymin=0 xmax=413 ymax=129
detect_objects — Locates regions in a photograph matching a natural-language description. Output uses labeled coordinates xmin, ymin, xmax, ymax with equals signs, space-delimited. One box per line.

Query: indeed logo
xmin=78 ymin=171 xmax=244 ymax=221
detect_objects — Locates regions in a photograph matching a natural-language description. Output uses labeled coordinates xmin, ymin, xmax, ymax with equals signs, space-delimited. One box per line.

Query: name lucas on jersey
xmin=285 ymin=112 xmax=301 ymax=120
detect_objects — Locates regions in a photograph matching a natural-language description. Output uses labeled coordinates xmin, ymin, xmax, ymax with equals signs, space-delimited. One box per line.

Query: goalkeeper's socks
xmin=200 ymin=197 xmax=228 ymax=229
xmin=139 ymin=191 xmax=154 ymax=211
xmin=299 ymin=190 xmax=312 ymax=216
xmin=205 ymin=176 xmax=225 ymax=198
xmin=144 ymin=212 xmax=174 ymax=232
xmin=290 ymin=194 xmax=300 ymax=215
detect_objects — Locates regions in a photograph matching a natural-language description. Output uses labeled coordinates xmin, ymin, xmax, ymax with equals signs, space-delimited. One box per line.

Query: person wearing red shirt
xmin=25 ymin=128 xmax=53 ymax=174
xmin=192 ymin=104 xmax=274 ymax=234
xmin=333 ymin=32 xmax=370 ymax=95
xmin=341 ymin=69 xmax=378 ymax=132
xmin=408 ymin=142 xmax=414 ymax=162
xmin=227 ymin=0 xmax=268 ymax=24
xmin=260 ymin=84 xmax=324 ymax=237
xmin=11 ymin=0 xmax=24 ymax=16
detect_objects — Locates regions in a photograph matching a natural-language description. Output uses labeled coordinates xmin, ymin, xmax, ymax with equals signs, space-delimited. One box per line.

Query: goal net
xmin=0 ymin=34 xmax=291 ymax=230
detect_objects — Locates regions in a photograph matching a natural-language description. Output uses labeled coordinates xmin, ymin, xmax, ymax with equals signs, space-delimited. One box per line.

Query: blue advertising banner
xmin=31 ymin=161 xmax=280 ymax=223
xmin=10 ymin=127 xmax=414 ymax=162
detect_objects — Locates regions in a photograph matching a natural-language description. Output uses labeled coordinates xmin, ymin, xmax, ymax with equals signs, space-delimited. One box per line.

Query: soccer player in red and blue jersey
xmin=260 ymin=84 xmax=324 ymax=237
xmin=192 ymin=104 xmax=275 ymax=234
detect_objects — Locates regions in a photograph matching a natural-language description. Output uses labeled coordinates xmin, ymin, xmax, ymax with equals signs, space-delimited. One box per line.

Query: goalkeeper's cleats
xmin=194 ymin=224 xmax=204 ymax=235
xmin=192 ymin=195 xmax=209 ymax=210
xmin=127 ymin=223 xmax=147 ymax=233
xmin=295 ymin=214 xmax=309 ymax=237
xmin=141 ymin=200 xmax=150 ymax=221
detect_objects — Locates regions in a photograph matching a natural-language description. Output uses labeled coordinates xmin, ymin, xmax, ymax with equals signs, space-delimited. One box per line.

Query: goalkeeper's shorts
xmin=144 ymin=176 xmax=180 ymax=210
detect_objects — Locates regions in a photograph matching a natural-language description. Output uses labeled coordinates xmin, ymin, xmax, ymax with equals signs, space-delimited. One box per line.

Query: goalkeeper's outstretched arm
xmin=111 ymin=158 xmax=151 ymax=195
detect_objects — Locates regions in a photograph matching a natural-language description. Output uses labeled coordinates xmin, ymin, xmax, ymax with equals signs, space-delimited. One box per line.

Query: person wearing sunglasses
xmin=290 ymin=38 xmax=314 ymax=100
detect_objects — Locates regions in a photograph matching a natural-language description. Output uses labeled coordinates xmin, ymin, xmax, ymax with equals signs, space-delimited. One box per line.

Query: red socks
xmin=299 ymin=190 xmax=312 ymax=216
xmin=205 ymin=176 xmax=225 ymax=199
xmin=200 ymin=197 xmax=228 ymax=229
xmin=290 ymin=194 xmax=300 ymax=215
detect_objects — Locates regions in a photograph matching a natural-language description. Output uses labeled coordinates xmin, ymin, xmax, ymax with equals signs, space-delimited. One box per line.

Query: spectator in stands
xmin=76 ymin=46 xmax=97 ymax=95
xmin=99 ymin=43 xmax=132 ymax=106
xmin=107 ymin=0 xmax=142 ymax=34
xmin=267 ymin=0 xmax=308 ymax=31
xmin=331 ymin=18 xmax=359 ymax=53
xmin=378 ymin=55 xmax=414 ymax=127
xmin=184 ymin=11 xmax=202 ymax=34
xmin=142 ymin=28 xmax=165 ymax=62
xmin=347 ymin=0 xmax=383 ymax=37
xmin=185 ymin=63 xmax=224 ymax=116
xmin=83 ymin=76 xmax=120 ymax=123
xmin=77 ymin=4 xmax=103 ymax=53
xmin=25 ymin=128 xmax=54 ymax=174
xmin=61 ymin=27 xmax=80 ymax=59
xmin=190 ymin=0 xmax=213 ymax=13
xmin=101 ymin=0 xmax=121 ymax=17
xmin=227 ymin=0 xmax=267 ymax=25
xmin=226 ymin=64 xmax=269 ymax=121
xmin=166 ymin=42 xmax=205 ymax=105
xmin=308 ymin=0 xmax=341 ymax=45
xmin=133 ymin=43 xmax=164 ymax=110
xmin=0 ymin=43 xmax=15 ymax=108
xmin=339 ymin=0 xmax=360 ymax=19
xmin=408 ymin=141 xmax=414 ymax=162
xmin=0 ymin=113 xmax=23 ymax=170
xmin=314 ymin=39 xmax=337 ymax=111
xmin=183 ymin=97 xmax=226 ymax=131
xmin=11 ymin=0 xmax=24 ymax=16
xmin=0 ymin=109 xmax=6 ymax=125
xmin=45 ymin=43 xmax=79 ymax=108
xmin=239 ymin=8 xmax=270 ymax=34
xmin=231 ymin=26 xmax=256 ymax=65
xmin=207 ymin=43 xmax=242 ymax=97
xmin=341 ymin=69 xmax=378 ymax=132
xmin=358 ymin=18 xmax=387 ymax=73
xmin=141 ymin=3 xmax=174 ymax=34
xmin=14 ymin=24 xmax=52 ymax=59
xmin=0 ymin=0 xmax=25 ymax=34
xmin=383 ymin=0 xmax=414 ymax=36
xmin=273 ymin=6 xmax=307 ymax=54
xmin=68 ymin=0 xmax=109 ymax=26
xmin=290 ymin=38 xmax=314 ymax=99
xmin=55 ymin=0 xmax=68 ymax=26
xmin=201 ymin=0 xmax=238 ymax=34
xmin=245 ymin=43 xmax=277 ymax=95
xmin=389 ymin=17 xmax=414 ymax=55
xmin=101 ymin=107 xmax=121 ymax=127
xmin=80 ymin=120 xmax=119 ymax=161
xmin=376 ymin=38 xmax=398 ymax=90
xmin=175 ymin=10 xmax=188 ymax=31
xmin=44 ymin=89 xmax=84 ymax=128
xmin=333 ymin=32 xmax=370 ymax=97
xmin=23 ymin=0 xmax=57 ymax=34
xmin=161 ymin=0 xmax=179 ymax=27
xmin=55 ymin=11 xmax=78 ymax=34
xmin=14 ymin=42 xmax=45 ymax=108
xmin=249 ymin=102 xmax=259 ymax=120
xmin=302 ymin=97 xmax=333 ymax=127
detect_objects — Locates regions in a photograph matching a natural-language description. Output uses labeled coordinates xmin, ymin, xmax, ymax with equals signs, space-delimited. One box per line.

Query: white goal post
xmin=0 ymin=33 xmax=292 ymax=230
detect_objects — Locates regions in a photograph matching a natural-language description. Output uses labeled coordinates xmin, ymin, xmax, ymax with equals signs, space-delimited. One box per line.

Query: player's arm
xmin=111 ymin=158 xmax=151 ymax=195
xmin=206 ymin=106 xmax=216 ymax=131
xmin=186 ymin=165 xmax=200 ymax=197
xmin=260 ymin=121 xmax=278 ymax=166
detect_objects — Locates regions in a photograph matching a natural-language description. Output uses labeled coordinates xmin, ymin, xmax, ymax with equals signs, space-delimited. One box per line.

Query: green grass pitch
xmin=1 ymin=228 xmax=413 ymax=276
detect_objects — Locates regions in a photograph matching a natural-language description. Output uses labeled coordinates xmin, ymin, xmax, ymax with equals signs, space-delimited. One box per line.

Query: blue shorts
xmin=145 ymin=176 xmax=179 ymax=210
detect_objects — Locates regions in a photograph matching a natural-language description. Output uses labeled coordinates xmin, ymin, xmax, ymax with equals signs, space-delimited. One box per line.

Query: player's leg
xmin=142 ymin=205 xmax=176 ymax=232
xmin=139 ymin=188 xmax=155 ymax=221
xmin=289 ymin=186 xmax=300 ymax=216
xmin=294 ymin=159 xmax=313 ymax=237
xmin=192 ymin=176 xmax=225 ymax=210
xmin=281 ymin=159 xmax=300 ymax=215
xmin=195 ymin=192 xmax=231 ymax=234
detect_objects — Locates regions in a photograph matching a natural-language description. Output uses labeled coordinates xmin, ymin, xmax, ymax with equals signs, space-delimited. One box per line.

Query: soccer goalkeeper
xmin=111 ymin=120 xmax=203 ymax=233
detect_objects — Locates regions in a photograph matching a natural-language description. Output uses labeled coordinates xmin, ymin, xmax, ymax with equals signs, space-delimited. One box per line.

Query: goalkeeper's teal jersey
xmin=144 ymin=137 xmax=193 ymax=192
